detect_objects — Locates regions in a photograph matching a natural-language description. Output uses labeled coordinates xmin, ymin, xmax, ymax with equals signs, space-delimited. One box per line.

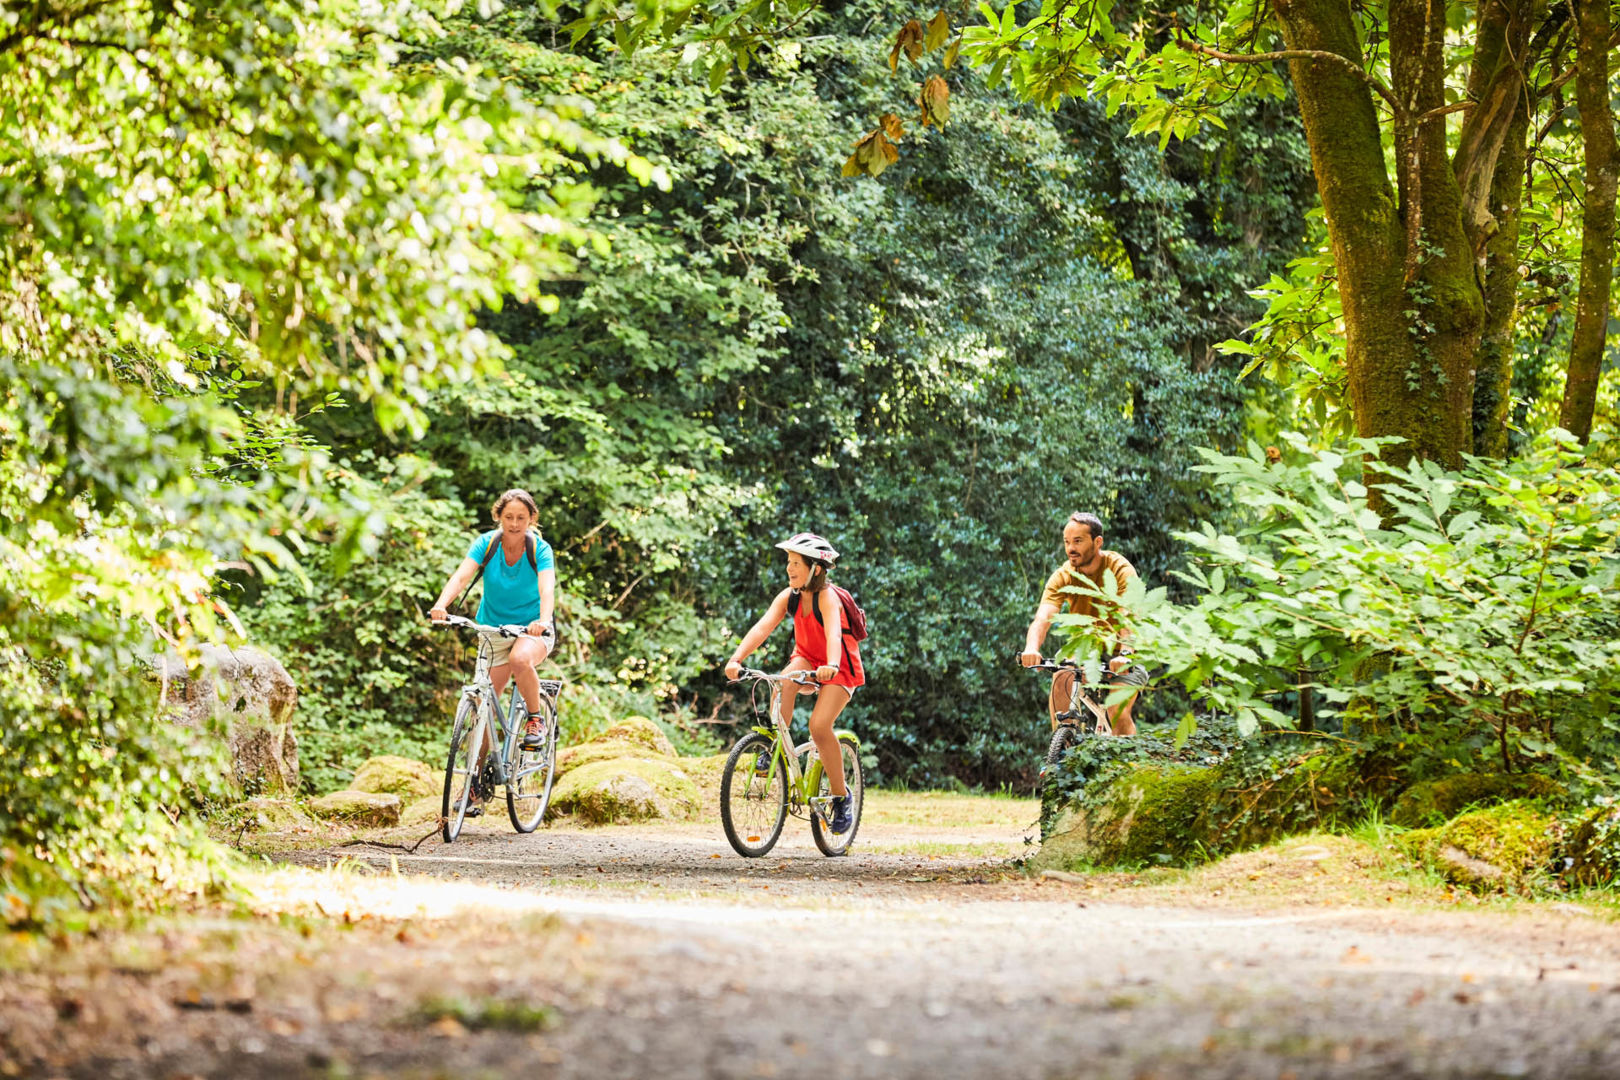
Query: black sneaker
xmin=521 ymin=714 xmax=548 ymax=751
xmin=829 ymin=794 xmax=853 ymax=834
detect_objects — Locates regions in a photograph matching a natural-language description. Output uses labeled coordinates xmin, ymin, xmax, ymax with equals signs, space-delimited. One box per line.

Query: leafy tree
xmin=943 ymin=0 xmax=1619 ymax=459
xmin=0 ymin=0 xmax=658 ymax=921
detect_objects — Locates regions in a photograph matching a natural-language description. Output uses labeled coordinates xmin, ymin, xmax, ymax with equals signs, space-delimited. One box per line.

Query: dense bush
xmin=1060 ymin=431 xmax=1620 ymax=780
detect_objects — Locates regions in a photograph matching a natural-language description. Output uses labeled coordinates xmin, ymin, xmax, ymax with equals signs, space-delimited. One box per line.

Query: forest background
xmin=3 ymin=0 xmax=1619 ymax=916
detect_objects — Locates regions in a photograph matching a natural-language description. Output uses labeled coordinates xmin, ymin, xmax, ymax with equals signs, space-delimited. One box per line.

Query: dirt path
xmin=5 ymin=805 xmax=1620 ymax=1079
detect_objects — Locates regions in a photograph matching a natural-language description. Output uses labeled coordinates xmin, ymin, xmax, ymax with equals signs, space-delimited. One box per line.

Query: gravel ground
xmin=4 ymin=815 xmax=1620 ymax=1079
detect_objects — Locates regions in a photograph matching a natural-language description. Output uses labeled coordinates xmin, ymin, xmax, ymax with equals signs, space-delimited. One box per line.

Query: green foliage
xmin=1389 ymin=772 xmax=1562 ymax=828
xmin=1075 ymin=432 xmax=1620 ymax=773
xmin=242 ymin=0 xmax=1311 ymax=789
xmin=1 ymin=0 xmax=650 ymax=922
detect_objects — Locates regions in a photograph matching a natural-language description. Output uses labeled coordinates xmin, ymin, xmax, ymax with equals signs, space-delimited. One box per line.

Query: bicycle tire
xmin=720 ymin=731 xmax=788 ymax=858
xmin=441 ymin=696 xmax=482 ymax=844
xmin=811 ymin=735 xmax=864 ymax=857
xmin=1043 ymin=724 xmax=1083 ymax=771
xmin=507 ymin=693 xmax=558 ymax=833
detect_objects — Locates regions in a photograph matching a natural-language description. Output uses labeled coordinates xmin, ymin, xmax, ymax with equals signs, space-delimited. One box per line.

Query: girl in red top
xmin=724 ymin=533 xmax=863 ymax=833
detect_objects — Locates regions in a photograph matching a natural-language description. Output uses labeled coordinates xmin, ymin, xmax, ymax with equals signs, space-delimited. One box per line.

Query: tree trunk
xmin=1274 ymin=0 xmax=1481 ymax=467
xmin=1458 ymin=0 xmax=1545 ymax=456
xmin=1560 ymin=0 xmax=1618 ymax=442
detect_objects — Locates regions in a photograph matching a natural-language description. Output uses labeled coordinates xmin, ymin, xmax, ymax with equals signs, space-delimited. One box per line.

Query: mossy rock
xmin=550 ymin=758 xmax=699 ymax=824
xmin=1032 ymin=765 xmax=1217 ymax=872
xmin=239 ymin=797 xmax=315 ymax=831
xmin=1399 ymin=800 xmax=1557 ymax=893
xmin=555 ymin=739 xmax=669 ymax=779
xmin=400 ymin=795 xmax=444 ymax=828
xmin=1390 ymin=772 xmax=1561 ymax=827
xmin=594 ymin=716 xmax=677 ymax=758
xmin=351 ymin=755 xmax=438 ymax=801
xmin=1566 ymin=805 xmax=1620 ymax=887
xmin=309 ymin=790 xmax=402 ymax=828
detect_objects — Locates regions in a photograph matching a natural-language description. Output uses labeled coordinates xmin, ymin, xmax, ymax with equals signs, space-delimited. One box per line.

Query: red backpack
xmin=792 ymin=585 xmax=870 ymax=642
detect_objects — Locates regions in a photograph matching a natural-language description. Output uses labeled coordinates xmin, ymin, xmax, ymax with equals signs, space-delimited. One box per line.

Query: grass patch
xmin=411 ymin=994 xmax=558 ymax=1032
xmin=862 ymin=789 xmax=1040 ymax=830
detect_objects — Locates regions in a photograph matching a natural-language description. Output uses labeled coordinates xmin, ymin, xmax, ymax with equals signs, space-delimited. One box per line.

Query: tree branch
xmin=1181 ymin=39 xmax=1401 ymax=113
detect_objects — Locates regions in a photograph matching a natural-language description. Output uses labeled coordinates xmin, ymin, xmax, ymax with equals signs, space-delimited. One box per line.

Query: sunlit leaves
xmin=1064 ymin=432 xmax=1620 ymax=751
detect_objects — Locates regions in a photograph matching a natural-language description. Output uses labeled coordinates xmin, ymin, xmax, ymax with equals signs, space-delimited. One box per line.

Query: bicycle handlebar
xmin=433 ymin=613 xmax=532 ymax=639
xmin=730 ymin=667 xmax=822 ymax=686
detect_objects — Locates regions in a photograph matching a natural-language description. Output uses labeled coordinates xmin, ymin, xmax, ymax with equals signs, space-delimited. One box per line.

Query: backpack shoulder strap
xmin=525 ymin=531 xmax=538 ymax=572
xmin=455 ymin=533 xmax=502 ymax=612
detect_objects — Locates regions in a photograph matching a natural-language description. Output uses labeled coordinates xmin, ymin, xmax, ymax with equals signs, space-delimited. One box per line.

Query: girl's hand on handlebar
xmin=814 ymin=664 xmax=837 ymax=683
xmin=1019 ymin=650 xmax=1042 ymax=667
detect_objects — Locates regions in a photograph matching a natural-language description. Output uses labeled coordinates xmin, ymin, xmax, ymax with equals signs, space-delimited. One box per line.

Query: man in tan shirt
xmin=1020 ymin=512 xmax=1148 ymax=735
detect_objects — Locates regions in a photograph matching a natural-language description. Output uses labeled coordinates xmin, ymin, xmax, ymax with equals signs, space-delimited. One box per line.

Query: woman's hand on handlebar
xmin=724 ymin=659 xmax=743 ymax=681
xmin=1019 ymin=650 xmax=1042 ymax=667
xmin=430 ymin=606 xmax=449 ymax=623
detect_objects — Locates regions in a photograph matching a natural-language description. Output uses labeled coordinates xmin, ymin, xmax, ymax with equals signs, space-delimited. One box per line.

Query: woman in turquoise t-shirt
xmin=431 ymin=489 xmax=557 ymax=749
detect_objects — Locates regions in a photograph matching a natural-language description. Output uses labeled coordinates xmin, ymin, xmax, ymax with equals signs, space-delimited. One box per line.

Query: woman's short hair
xmin=491 ymin=489 xmax=539 ymax=521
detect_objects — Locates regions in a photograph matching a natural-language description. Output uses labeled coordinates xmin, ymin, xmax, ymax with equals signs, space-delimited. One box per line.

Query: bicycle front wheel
xmin=811 ymin=734 xmax=863 ymax=857
xmin=720 ymin=731 xmax=787 ymax=858
xmin=507 ymin=694 xmax=558 ymax=833
xmin=442 ymin=696 xmax=483 ymax=844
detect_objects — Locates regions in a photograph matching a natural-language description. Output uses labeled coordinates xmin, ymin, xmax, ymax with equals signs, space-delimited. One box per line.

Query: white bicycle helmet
xmin=774 ymin=532 xmax=840 ymax=566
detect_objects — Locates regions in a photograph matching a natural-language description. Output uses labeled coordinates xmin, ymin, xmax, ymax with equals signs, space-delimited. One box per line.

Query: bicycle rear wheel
xmin=442 ymin=696 xmax=483 ymax=844
xmin=507 ymin=693 xmax=558 ymax=833
xmin=811 ymin=735 xmax=863 ymax=857
xmin=720 ymin=731 xmax=788 ymax=857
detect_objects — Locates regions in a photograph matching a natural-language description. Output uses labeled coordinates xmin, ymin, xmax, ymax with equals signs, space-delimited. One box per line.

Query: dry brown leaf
xmin=890 ymin=19 xmax=925 ymax=72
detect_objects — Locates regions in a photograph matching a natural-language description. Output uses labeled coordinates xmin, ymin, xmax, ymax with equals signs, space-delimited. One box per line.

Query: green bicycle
xmin=720 ymin=668 xmax=864 ymax=858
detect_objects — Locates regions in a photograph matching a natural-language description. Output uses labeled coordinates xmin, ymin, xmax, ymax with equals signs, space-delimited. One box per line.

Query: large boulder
xmin=551 ymin=758 xmax=700 ymax=824
xmin=554 ymin=716 xmax=679 ymax=779
xmin=352 ymin=755 xmax=438 ymax=801
xmin=1390 ymin=772 xmax=1561 ymax=827
xmin=1399 ymin=800 xmax=1558 ymax=892
xmin=309 ymin=791 xmax=402 ymax=828
xmin=159 ymin=644 xmax=299 ymax=796
xmin=1031 ymin=765 xmax=1218 ymax=872
xmin=596 ymin=716 xmax=677 ymax=757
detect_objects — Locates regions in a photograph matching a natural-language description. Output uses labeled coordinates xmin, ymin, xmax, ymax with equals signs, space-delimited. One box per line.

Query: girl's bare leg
xmin=807 ymin=686 xmax=852 ymax=796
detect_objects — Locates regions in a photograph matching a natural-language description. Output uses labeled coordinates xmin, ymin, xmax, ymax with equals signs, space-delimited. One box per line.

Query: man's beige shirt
xmin=1040 ymin=550 xmax=1138 ymax=629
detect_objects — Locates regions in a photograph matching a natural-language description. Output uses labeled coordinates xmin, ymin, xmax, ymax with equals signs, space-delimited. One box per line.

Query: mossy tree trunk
xmin=1560 ymin=0 xmax=1618 ymax=442
xmin=1276 ymin=0 xmax=1483 ymax=467
xmin=1460 ymin=0 xmax=1550 ymax=456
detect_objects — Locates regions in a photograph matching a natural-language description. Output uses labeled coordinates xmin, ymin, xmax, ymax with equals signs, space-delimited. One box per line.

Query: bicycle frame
xmin=745 ymin=671 xmax=859 ymax=819
xmin=1037 ymin=658 xmax=1114 ymax=736
xmin=447 ymin=617 xmax=560 ymax=791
